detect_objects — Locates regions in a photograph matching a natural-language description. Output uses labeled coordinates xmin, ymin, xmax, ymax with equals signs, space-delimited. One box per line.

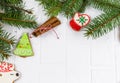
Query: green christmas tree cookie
xmin=14 ymin=33 xmax=34 ymax=57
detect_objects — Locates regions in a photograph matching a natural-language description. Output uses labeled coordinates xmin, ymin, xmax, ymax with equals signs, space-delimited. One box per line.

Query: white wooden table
xmin=4 ymin=0 xmax=120 ymax=83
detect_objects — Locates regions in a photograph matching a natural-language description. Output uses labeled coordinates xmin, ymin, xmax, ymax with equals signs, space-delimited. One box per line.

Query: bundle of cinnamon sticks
xmin=32 ymin=17 xmax=61 ymax=37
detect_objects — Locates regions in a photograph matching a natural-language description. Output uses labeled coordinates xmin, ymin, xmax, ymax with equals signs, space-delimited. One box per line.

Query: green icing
xmin=14 ymin=33 xmax=34 ymax=57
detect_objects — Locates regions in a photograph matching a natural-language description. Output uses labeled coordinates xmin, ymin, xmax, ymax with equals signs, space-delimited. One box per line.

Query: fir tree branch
xmin=0 ymin=0 xmax=23 ymax=14
xmin=0 ymin=28 xmax=15 ymax=45
xmin=0 ymin=0 xmax=37 ymax=60
xmin=36 ymin=0 xmax=84 ymax=17
xmin=2 ymin=18 xmax=36 ymax=23
xmin=38 ymin=0 xmax=62 ymax=16
xmin=0 ymin=37 xmax=14 ymax=44
xmin=0 ymin=13 xmax=37 ymax=28
xmin=2 ymin=0 xmax=23 ymax=4
xmin=0 ymin=49 xmax=9 ymax=60
xmin=0 ymin=27 xmax=15 ymax=60
xmin=78 ymin=0 xmax=89 ymax=13
xmin=84 ymin=11 xmax=120 ymax=38
xmin=46 ymin=5 xmax=62 ymax=16
xmin=63 ymin=0 xmax=83 ymax=17
xmin=0 ymin=2 xmax=32 ymax=14
xmin=65 ymin=0 xmax=77 ymax=15
xmin=90 ymin=0 xmax=120 ymax=13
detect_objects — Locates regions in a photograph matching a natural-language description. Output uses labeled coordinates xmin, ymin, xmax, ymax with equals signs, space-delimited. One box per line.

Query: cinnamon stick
xmin=32 ymin=17 xmax=61 ymax=37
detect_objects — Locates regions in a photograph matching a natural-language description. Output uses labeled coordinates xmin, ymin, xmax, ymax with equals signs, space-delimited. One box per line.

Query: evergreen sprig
xmin=0 ymin=1 xmax=32 ymax=14
xmin=37 ymin=0 xmax=84 ymax=17
xmin=85 ymin=0 xmax=120 ymax=38
xmin=38 ymin=0 xmax=63 ymax=16
xmin=37 ymin=0 xmax=120 ymax=39
xmin=78 ymin=0 xmax=89 ymax=13
xmin=0 ymin=0 xmax=37 ymax=61
xmin=0 ymin=13 xmax=37 ymax=28
xmin=62 ymin=0 xmax=83 ymax=17
xmin=0 ymin=0 xmax=37 ymax=29
xmin=85 ymin=11 xmax=120 ymax=38
xmin=90 ymin=0 xmax=120 ymax=13
xmin=0 ymin=27 xmax=15 ymax=61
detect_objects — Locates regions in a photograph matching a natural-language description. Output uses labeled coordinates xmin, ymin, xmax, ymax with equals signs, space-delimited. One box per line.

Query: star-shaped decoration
xmin=76 ymin=16 xmax=88 ymax=26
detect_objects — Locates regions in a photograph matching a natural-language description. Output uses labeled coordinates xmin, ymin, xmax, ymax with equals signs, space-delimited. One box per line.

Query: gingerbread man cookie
xmin=0 ymin=62 xmax=20 ymax=83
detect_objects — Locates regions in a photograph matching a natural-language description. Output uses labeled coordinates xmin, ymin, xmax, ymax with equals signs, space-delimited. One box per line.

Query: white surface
xmin=4 ymin=0 xmax=120 ymax=83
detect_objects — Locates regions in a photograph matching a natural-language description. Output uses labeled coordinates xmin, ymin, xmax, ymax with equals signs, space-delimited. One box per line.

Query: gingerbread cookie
xmin=14 ymin=33 xmax=34 ymax=57
xmin=70 ymin=13 xmax=90 ymax=31
xmin=0 ymin=62 xmax=20 ymax=83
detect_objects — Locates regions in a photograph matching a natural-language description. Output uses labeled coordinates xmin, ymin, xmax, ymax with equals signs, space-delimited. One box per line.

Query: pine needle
xmin=85 ymin=11 xmax=120 ymax=38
